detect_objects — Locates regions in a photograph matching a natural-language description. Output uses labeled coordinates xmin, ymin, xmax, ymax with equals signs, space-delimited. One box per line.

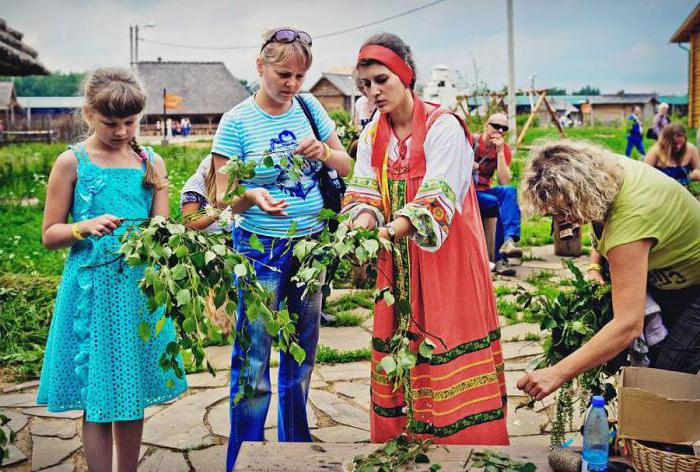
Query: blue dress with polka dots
xmin=36 ymin=144 xmax=187 ymax=423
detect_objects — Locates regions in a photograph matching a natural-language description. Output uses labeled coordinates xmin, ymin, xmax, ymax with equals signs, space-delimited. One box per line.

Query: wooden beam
xmin=516 ymin=91 xmax=546 ymax=149
xmin=542 ymin=95 xmax=566 ymax=138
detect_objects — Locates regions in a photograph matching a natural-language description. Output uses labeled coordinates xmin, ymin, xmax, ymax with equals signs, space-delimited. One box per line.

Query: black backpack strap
xmin=295 ymin=95 xmax=321 ymax=141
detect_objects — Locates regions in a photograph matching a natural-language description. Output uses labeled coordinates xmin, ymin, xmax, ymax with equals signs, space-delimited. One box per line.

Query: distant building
xmin=135 ymin=60 xmax=250 ymax=135
xmin=671 ymin=3 xmax=700 ymax=128
xmin=0 ymin=82 xmax=21 ymax=126
xmin=421 ymin=64 xmax=468 ymax=108
xmin=309 ymin=72 xmax=361 ymax=113
xmin=0 ymin=17 xmax=49 ymax=76
xmin=585 ymin=94 xmax=658 ymax=125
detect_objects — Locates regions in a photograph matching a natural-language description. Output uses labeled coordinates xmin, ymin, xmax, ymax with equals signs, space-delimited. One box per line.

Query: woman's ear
xmin=255 ymin=57 xmax=265 ymax=78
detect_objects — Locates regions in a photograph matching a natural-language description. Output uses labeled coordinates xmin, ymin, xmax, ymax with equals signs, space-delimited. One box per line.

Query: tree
xmin=573 ymin=85 xmax=600 ymax=95
xmin=0 ymin=72 xmax=85 ymax=96
xmin=547 ymin=87 xmax=567 ymax=95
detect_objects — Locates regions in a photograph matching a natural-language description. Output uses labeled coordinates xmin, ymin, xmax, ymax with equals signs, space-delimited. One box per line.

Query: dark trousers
xmin=649 ymin=284 xmax=700 ymax=375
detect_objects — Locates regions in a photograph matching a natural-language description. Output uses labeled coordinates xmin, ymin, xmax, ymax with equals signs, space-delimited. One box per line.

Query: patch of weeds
xmin=496 ymin=299 xmax=520 ymax=323
xmin=331 ymin=310 xmax=368 ymax=327
xmin=494 ymin=285 xmax=515 ymax=297
xmin=316 ymin=345 xmax=371 ymax=364
xmin=325 ymin=289 xmax=374 ymax=315
xmin=523 ymin=332 xmax=542 ymax=342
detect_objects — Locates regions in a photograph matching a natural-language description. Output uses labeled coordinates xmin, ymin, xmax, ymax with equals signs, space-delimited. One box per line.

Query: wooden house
xmin=671 ymin=3 xmax=700 ymax=128
xmin=309 ymin=72 xmax=361 ymax=113
xmin=0 ymin=17 xmax=49 ymax=76
xmin=136 ymin=60 xmax=250 ymax=135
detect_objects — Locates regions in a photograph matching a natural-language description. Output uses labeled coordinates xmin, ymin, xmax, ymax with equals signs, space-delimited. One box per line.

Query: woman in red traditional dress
xmin=342 ymin=33 xmax=509 ymax=445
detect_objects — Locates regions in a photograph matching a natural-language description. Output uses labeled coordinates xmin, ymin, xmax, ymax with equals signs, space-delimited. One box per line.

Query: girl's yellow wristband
xmin=72 ymin=223 xmax=85 ymax=241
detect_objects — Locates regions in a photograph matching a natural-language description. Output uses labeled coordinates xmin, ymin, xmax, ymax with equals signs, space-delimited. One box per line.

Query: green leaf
xmin=419 ymin=338 xmax=436 ymax=358
xmin=380 ymin=355 xmax=397 ymax=374
xmin=205 ymin=251 xmax=216 ymax=265
xmin=287 ymin=220 xmax=298 ymax=237
xmin=176 ymin=289 xmax=191 ymax=306
xmin=234 ymin=264 xmax=248 ymax=277
xmin=382 ymin=291 xmax=395 ymax=306
xmin=248 ymin=233 xmax=264 ymax=253
xmin=155 ymin=316 xmax=166 ymax=337
xmin=263 ymin=155 xmax=275 ymax=167
xmin=290 ymin=342 xmax=306 ymax=364
xmin=414 ymin=453 xmax=430 ymax=463
xmin=171 ymin=264 xmax=188 ymax=281
xmin=182 ymin=317 xmax=196 ymax=334
xmin=138 ymin=320 xmax=150 ymax=342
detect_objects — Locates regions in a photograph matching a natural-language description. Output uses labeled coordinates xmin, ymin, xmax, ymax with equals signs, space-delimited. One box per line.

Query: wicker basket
xmin=630 ymin=439 xmax=700 ymax=472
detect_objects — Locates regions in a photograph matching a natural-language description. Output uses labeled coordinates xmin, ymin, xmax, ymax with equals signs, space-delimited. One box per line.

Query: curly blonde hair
xmin=521 ymin=139 xmax=624 ymax=224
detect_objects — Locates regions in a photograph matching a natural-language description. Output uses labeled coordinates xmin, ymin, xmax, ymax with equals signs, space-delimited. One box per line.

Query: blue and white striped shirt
xmin=212 ymin=93 xmax=335 ymax=238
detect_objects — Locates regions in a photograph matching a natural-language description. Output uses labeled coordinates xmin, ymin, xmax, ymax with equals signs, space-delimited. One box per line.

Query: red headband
xmin=357 ymin=45 xmax=414 ymax=87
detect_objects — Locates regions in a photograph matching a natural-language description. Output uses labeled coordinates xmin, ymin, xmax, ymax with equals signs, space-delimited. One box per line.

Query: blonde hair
xmin=82 ymin=67 xmax=161 ymax=189
xmin=521 ymin=139 xmax=624 ymax=224
xmin=205 ymin=159 xmax=217 ymax=204
xmin=259 ymin=28 xmax=312 ymax=70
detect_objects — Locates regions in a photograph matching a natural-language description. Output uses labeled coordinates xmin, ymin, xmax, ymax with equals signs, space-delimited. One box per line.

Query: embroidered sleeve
xmin=397 ymin=114 xmax=472 ymax=252
xmin=340 ymin=123 xmax=385 ymax=226
xmin=396 ymin=179 xmax=457 ymax=251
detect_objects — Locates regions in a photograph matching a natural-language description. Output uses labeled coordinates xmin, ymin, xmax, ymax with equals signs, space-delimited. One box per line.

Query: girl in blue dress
xmin=37 ymin=67 xmax=187 ymax=471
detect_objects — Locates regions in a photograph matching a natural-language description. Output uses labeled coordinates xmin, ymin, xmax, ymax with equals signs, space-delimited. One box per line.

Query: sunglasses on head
xmin=261 ymin=29 xmax=312 ymax=52
xmin=489 ymin=123 xmax=509 ymax=132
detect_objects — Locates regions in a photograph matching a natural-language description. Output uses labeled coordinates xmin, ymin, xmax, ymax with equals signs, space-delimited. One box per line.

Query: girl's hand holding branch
xmin=295 ymin=137 xmax=328 ymax=162
xmin=79 ymin=214 xmax=123 ymax=238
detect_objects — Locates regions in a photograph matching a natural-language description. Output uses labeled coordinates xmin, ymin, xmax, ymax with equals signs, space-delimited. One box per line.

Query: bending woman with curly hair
xmin=516 ymin=139 xmax=700 ymax=399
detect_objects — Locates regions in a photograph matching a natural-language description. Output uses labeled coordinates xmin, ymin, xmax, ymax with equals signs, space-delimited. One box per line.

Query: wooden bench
xmin=480 ymin=205 xmax=499 ymax=263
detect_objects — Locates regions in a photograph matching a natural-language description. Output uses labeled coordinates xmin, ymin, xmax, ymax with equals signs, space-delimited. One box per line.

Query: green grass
xmin=494 ymin=285 xmax=514 ymax=297
xmin=324 ymin=289 xmax=374 ymax=315
xmin=496 ymin=299 xmax=520 ymax=324
xmin=0 ymin=274 xmax=57 ymax=380
xmin=330 ymin=310 xmax=369 ymax=327
xmin=316 ymin=345 xmax=371 ymax=364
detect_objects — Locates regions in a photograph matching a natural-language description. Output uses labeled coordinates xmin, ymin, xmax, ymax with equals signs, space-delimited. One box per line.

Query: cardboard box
xmin=618 ymin=367 xmax=700 ymax=445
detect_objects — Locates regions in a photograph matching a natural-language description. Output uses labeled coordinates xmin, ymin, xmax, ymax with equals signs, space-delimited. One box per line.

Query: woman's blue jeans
xmin=226 ymin=228 xmax=322 ymax=471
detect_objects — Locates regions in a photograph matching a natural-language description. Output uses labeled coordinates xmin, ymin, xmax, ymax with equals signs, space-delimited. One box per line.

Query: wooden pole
xmin=516 ymin=91 xmax=546 ymax=148
xmin=162 ymin=88 xmax=168 ymax=144
xmin=542 ymin=96 xmax=566 ymax=137
xmin=506 ymin=0 xmax=516 ymax=145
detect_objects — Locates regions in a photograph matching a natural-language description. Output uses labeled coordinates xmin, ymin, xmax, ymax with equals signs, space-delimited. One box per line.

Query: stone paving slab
xmin=506 ymin=405 xmax=547 ymax=437
xmin=308 ymin=389 xmax=369 ymax=431
xmin=3 ymin=444 xmax=27 ymax=467
xmin=187 ymin=371 xmax=230 ymax=388
xmin=31 ymin=436 xmax=81 ymax=471
xmin=0 ymin=392 xmax=38 ymax=407
xmin=502 ymin=341 xmax=544 ymax=360
xmin=319 ymin=326 xmax=372 ymax=352
xmin=22 ymin=407 xmax=83 ymax=420
xmin=332 ymin=382 xmax=370 ymax=410
xmin=42 ymin=464 xmax=76 ymax=472
xmin=207 ymin=401 xmax=230 ymax=438
xmin=313 ymin=425 xmax=369 ymax=443
xmin=142 ymin=387 xmax=227 ymax=450
xmin=31 ymin=419 xmax=78 ymax=439
xmin=317 ymin=362 xmax=371 ymax=382
xmin=2 ymin=380 xmax=40 ymax=394
xmin=501 ymin=323 xmax=542 ymax=341
xmin=2 ymin=408 xmax=29 ymax=433
xmin=204 ymin=345 xmax=233 ymax=371
xmin=189 ymin=445 xmax=226 ymax=472
xmin=139 ymin=449 xmax=189 ymax=472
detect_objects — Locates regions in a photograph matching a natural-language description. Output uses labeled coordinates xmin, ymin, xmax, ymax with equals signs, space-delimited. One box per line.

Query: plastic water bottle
xmin=582 ymin=395 xmax=609 ymax=472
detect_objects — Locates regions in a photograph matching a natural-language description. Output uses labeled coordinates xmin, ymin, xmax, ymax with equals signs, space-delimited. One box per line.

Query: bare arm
xmin=518 ymin=240 xmax=651 ymax=399
xmin=42 ymin=151 xmax=122 ymax=249
xmin=182 ymin=202 xmax=217 ymax=230
xmin=150 ymin=154 xmax=169 ymax=217
xmin=688 ymin=144 xmax=700 ymax=181
xmin=491 ymin=136 xmax=511 ymax=185
xmin=643 ymin=145 xmax=659 ymax=167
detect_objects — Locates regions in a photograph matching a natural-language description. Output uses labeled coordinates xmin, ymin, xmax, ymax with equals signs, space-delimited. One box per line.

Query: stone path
xmin=1 ymin=244 xmax=584 ymax=471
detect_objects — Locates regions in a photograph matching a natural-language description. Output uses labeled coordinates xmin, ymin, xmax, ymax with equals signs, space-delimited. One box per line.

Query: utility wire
xmin=138 ymin=0 xmax=448 ymax=50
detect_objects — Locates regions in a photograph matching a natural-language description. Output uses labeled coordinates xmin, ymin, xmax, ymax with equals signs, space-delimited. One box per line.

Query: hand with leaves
xmin=244 ymin=188 xmax=289 ymax=216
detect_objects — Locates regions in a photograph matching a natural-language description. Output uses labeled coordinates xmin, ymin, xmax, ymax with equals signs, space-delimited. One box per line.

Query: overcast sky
xmin=5 ymin=0 xmax=695 ymax=94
